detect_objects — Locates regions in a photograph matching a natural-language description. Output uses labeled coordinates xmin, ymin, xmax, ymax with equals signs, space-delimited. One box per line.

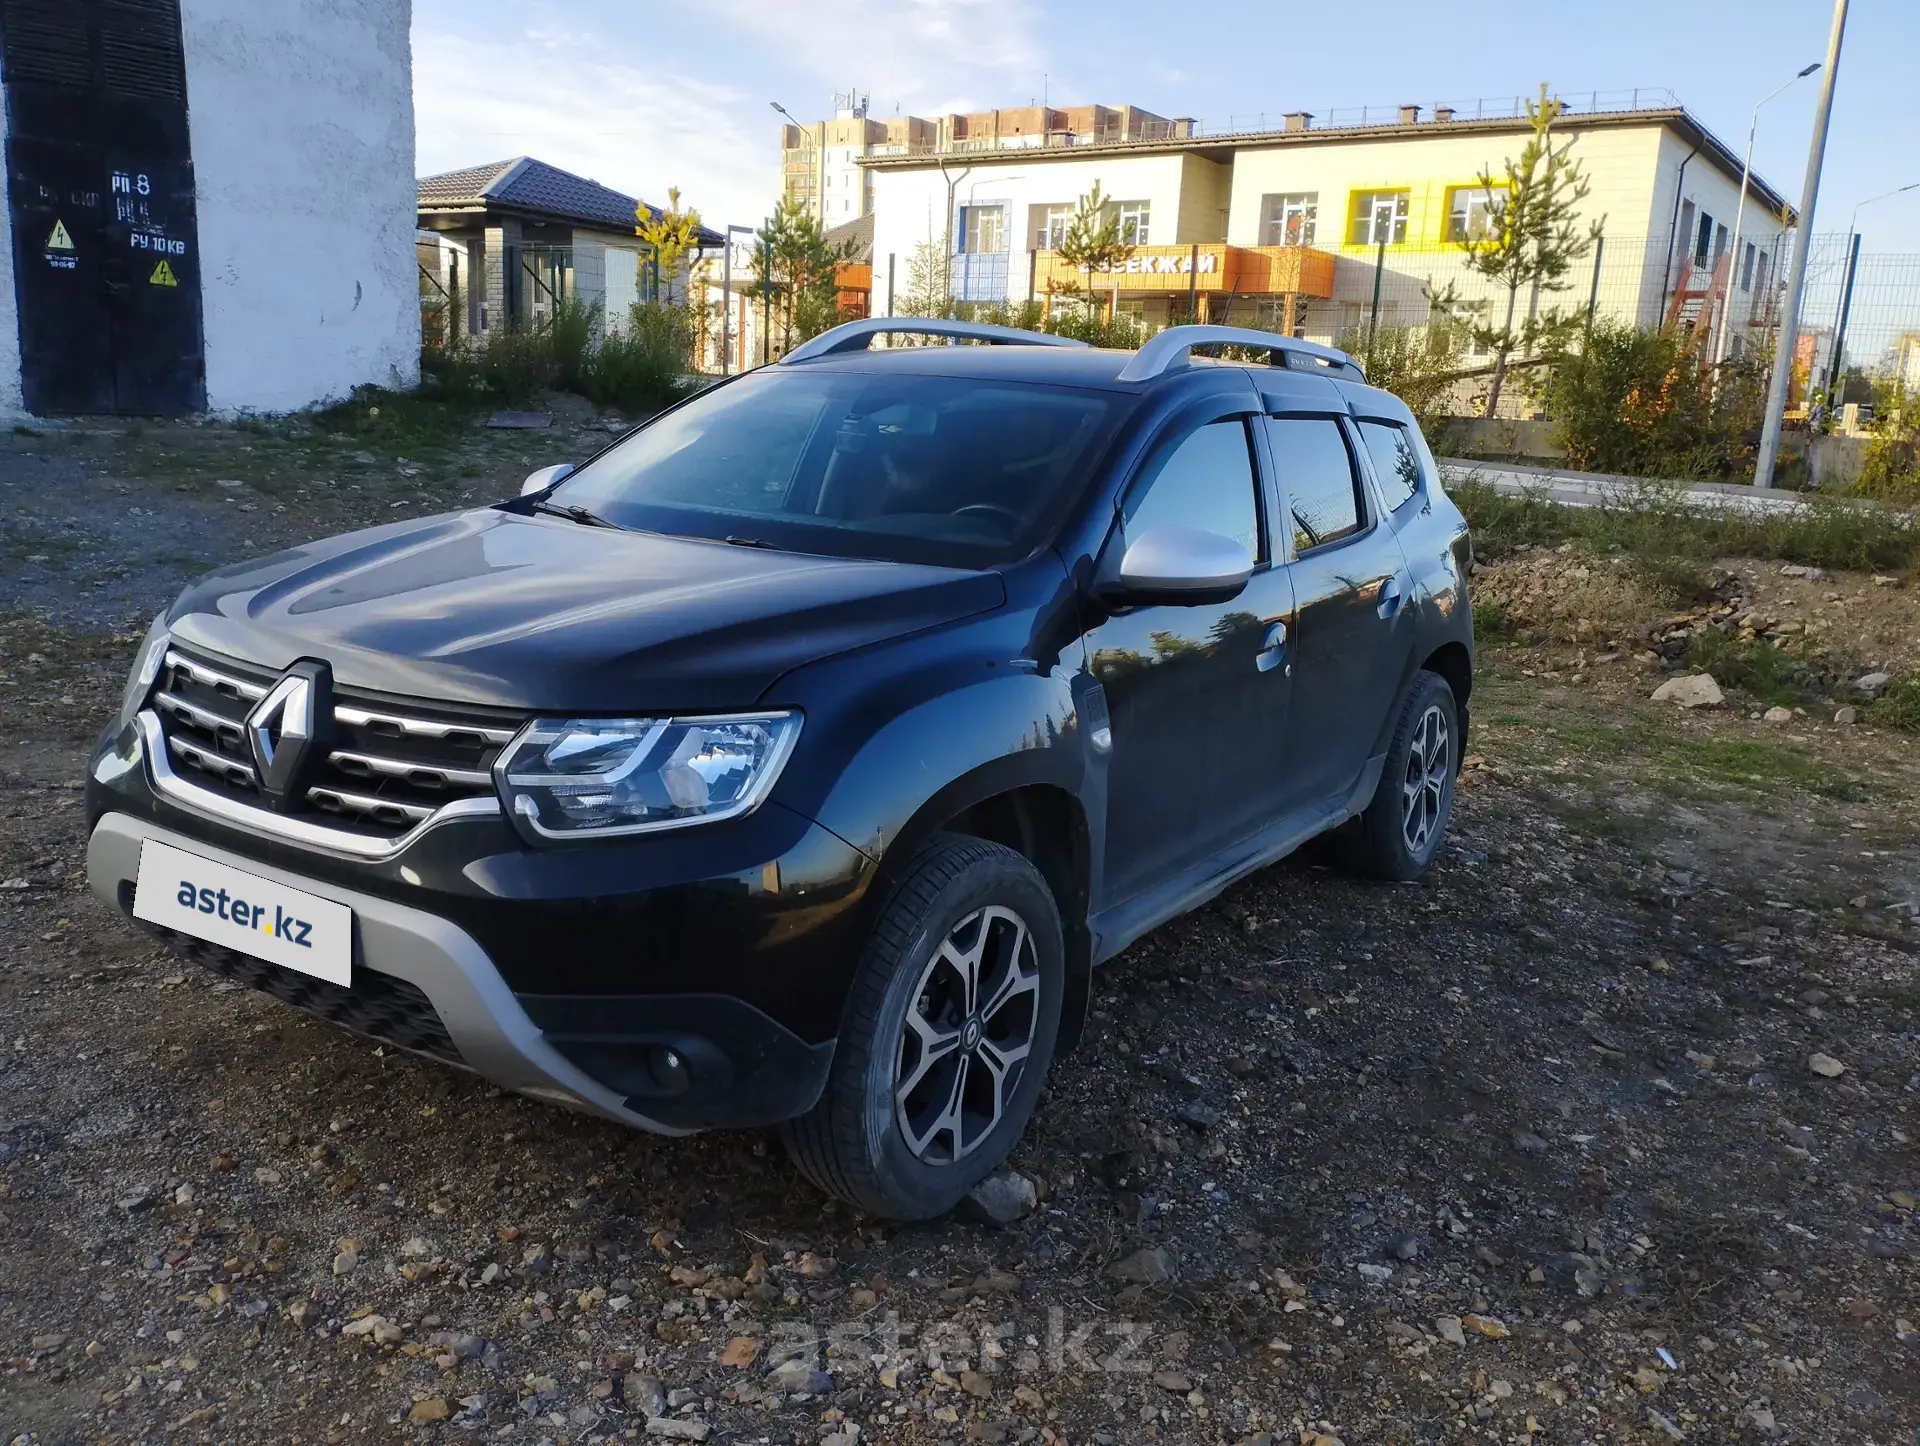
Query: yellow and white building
xmin=862 ymin=93 xmax=1794 ymax=358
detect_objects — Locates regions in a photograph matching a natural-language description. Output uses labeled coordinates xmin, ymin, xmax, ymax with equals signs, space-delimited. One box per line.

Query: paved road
xmin=1439 ymin=457 xmax=1813 ymax=514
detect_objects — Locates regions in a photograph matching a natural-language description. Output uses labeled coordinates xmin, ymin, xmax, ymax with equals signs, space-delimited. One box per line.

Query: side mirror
xmin=520 ymin=463 xmax=575 ymax=497
xmin=1103 ymin=525 xmax=1253 ymax=607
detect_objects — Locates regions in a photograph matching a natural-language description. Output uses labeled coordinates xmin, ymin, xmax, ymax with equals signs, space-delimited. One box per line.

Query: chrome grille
xmin=147 ymin=648 xmax=517 ymax=843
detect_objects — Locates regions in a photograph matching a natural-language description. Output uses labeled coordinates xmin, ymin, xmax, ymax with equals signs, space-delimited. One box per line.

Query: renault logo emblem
xmin=246 ymin=660 xmax=333 ymax=805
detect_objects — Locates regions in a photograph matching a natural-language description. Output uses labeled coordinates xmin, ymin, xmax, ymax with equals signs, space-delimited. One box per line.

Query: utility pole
xmin=1754 ymin=0 xmax=1849 ymax=488
xmin=1824 ymin=233 xmax=1861 ymax=399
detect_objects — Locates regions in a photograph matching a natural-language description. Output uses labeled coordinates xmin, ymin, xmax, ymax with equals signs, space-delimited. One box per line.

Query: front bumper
xmin=85 ymin=720 xmax=875 ymax=1132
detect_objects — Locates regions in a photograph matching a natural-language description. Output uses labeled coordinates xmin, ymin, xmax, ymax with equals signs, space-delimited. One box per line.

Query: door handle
xmin=1256 ymin=620 xmax=1288 ymax=674
xmin=1377 ymin=577 xmax=1405 ymax=620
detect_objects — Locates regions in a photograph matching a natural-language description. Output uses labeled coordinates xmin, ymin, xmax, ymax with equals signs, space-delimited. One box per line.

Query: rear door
xmin=1263 ymin=411 xmax=1415 ymax=810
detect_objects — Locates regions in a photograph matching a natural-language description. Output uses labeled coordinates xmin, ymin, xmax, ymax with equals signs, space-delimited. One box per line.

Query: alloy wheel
xmin=1400 ymin=703 xmax=1452 ymax=857
xmin=894 ymin=904 xmax=1041 ymax=1164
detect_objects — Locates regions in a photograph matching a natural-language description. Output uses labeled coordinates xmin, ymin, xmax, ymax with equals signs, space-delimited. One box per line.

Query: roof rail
xmin=781 ymin=318 xmax=1093 ymax=363
xmin=1114 ymin=325 xmax=1365 ymax=384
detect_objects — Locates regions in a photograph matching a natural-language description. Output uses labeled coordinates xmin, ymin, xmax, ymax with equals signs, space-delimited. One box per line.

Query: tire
xmin=781 ymin=834 xmax=1064 ymax=1220
xmin=1335 ymin=670 xmax=1460 ymax=882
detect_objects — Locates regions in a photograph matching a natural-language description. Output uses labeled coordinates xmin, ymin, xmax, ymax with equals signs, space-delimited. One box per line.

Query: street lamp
xmin=1710 ymin=61 xmax=1820 ymax=375
xmin=771 ymin=101 xmax=821 ymax=222
xmin=1824 ymin=181 xmax=1920 ymax=397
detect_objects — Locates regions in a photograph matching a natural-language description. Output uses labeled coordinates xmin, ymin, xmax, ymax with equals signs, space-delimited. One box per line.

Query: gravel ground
xmin=1 ymin=414 xmax=1916 ymax=1446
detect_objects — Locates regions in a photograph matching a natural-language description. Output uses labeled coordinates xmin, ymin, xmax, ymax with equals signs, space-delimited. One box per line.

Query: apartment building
xmin=780 ymin=95 xmax=1188 ymax=224
xmin=863 ymin=91 xmax=1793 ymax=361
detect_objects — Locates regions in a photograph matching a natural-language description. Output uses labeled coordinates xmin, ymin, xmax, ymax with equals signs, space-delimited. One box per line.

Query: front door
xmin=1264 ymin=413 xmax=1414 ymax=809
xmin=1086 ymin=409 xmax=1297 ymax=904
xmin=2 ymin=0 xmax=206 ymax=414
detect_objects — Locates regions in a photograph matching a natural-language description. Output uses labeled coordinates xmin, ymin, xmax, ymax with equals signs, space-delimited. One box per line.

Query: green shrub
xmin=1854 ymin=382 xmax=1920 ymax=505
xmin=1527 ymin=319 xmax=1767 ymax=480
xmin=419 ymin=300 xmax=691 ymax=415
xmin=1867 ymin=671 xmax=1920 ymax=734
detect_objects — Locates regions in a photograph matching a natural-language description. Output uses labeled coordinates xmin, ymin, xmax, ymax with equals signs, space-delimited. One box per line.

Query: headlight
xmin=496 ymin=713 xmax=802 ymax=840
xmin=118 ymin=613 xmax=171 ymax=730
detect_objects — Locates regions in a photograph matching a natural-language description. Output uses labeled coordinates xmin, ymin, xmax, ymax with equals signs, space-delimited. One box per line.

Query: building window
xmin=1740 ymin=241 xmax=1757 ymax=292
xmin=1350 ymin=190 xmax=1409 ymax=246
xmin=1035 ymin=203 xmax=1073 ymax=250
xmin=1447 ymin=185 xmax=1507 ymax=242
xmin=1109 ymin=199 xmax=1151 ymax=245
xmin=959 ymin=204 xmax=1006 ymax=255
xmin=1693 ymin=209 xmax=1715 ymax=266
xmin=1263 ymin=193 xmax=1317 ymax=246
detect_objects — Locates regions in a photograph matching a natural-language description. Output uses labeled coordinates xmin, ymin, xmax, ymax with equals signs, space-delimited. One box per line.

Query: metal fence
xmin=1254 ymin=232 xmax=1920 ymax=411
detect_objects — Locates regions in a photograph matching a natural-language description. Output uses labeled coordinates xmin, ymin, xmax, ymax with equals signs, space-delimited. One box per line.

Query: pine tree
xmin=1054 ymin=182 xmax=1133 ymax=320
xmin=1462 ymin=85 xmax=1604 ymax=417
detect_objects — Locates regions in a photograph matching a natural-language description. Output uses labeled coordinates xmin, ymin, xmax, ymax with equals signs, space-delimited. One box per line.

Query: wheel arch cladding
xmin=1422 ymin=640 xmax=1473 ymax=710
xmin=888 ymin=778 xmax=1095 ymax=1054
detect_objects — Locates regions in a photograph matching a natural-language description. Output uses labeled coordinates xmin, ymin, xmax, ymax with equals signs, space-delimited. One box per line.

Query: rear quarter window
xmin=1356 ymin=420 xmax=1425 ymax=513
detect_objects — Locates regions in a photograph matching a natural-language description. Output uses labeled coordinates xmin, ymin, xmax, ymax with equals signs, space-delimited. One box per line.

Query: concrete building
xmin=1 ymin=0 xmax=420 ymax=417
xmin=416 ymin=158 xmax=720 ymax=339
xmin=781 ymin=94 xmax=1188 ymax=224
xmin=864 ymin=91 xmax=1793 ymax=363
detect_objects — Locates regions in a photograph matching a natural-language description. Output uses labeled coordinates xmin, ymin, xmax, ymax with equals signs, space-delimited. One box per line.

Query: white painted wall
xmin=868 ymin=153 xmax=1206 ymax=311
xmin=0 ymin=80 xmax=21 ymax=416
xmin=180 ymin=0 xmax=419 ymax=413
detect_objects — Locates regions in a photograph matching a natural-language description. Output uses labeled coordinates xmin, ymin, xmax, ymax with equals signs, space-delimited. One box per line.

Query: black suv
xmin=86 ymin=321 xmax=1472 ymax=1220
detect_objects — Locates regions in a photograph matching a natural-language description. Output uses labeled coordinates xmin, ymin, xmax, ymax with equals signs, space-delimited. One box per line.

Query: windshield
xmin=548 ymin=369 xmax=1128 ymax=567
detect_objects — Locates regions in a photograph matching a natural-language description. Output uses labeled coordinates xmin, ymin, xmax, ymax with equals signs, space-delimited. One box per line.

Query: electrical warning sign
xmin=149 ymin=259 xmax=179 ymax=287
xmin=46 ymin=219 xmax=75 ymax=250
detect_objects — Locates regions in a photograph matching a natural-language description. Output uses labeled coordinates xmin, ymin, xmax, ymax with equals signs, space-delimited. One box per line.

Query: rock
xmin=1762 ymin=706 xmax=1793 ymax=724
xmin=1463 ymin=1313 xmax=1509 ymax=1338
xmin=408 ymin=1398 xmax=450 ymax=1423
xmin=426 ymin=1331 xmax=488 ymax=1361
xmin=1109 ymin=1246 xmax=1177 ymax=1284
xmin=1651 ymin=674 xmax=1723 ymax=708
xmin=622 ymin=1374 xmax=666 ymax=1417
xmin=643 ymin=1421 xmax=711 ymax=1442
xmin=960 ymin=1369 xmax=993 ymax=1397
xmin=1647 ymin=1407 xmax=1685 ymax=1440
xmin=1512 ymin=1129 xmax=1549 ymax=1154
xmin=717 ymin=1336 xmax=759 ymax=1368
xmin=1176 ymin=1100 xmax=1221 ymax=1131
xmin=1152 ymin=1370 xmax=1193 ymax=1391
xmin=963 ymin=1169 xmax=1038 ymax=1225
xmin=766 ymin=1357 xmax=831 ymax=1394
xmin=519 ymin=1243 xmax=552 ymax=1275
xmin=1808 ymin=1053 xmax=1847 ymax=1078
xmin=666 ymin=1387 xmax=700 ymax=1408
xmin=1384 ymin=1230 xmax=1422 ymax=1262
xmin=1434 ymin=1316 xmax=1467 ymax=1346
xmin=1854 ymin=672 xmax=1892 ymax=699
xmin=331 ymin=1250 xmax=359 ymax=1276
xmin=1834 ymin=706 xmax=1859 ymax=725
xmin=340 ymin=1314 xmax=389 ymax=1338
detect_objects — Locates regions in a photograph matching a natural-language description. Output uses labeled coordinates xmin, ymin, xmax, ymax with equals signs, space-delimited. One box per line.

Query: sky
xmin=411 ymin=0 xmax=1920 ymax=250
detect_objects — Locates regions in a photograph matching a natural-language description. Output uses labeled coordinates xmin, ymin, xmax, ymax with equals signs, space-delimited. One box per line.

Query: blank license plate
xmin=133 ymin=840 xmax=353 ymax=986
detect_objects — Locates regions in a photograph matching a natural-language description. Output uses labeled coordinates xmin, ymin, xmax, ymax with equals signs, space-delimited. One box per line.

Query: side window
xmin=1356 ymin=419 xmax=1424 ymax=513
xmin=1122 ymin=419 xmax=1261 ymax=561
xmin=1266 ymin=417 xmax=1364 ymax=554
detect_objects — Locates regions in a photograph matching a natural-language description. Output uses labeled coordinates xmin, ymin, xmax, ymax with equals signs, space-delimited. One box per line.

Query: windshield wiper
xmin=531 ymin=499 xmax=622 ymax=530
xmin=722 ymin=534 xmax=777 ymax=549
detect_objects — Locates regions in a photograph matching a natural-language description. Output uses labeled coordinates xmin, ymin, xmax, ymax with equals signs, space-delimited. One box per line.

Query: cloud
xmin=711 ymin=0 xmax=1051 ymax=117
xmin=411 ymin=27 xmax=772 ymax=225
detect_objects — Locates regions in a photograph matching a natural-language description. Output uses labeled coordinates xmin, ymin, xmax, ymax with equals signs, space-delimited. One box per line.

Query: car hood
xmin=166 ymin=508 xmax=1006 ymax=712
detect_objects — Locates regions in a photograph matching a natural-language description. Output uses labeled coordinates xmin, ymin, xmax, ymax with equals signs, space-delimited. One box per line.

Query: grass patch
xmin=1682 ymin=631 xmax=1819 ymax=709
xmin=1452 ymin=474 xmax=1920 ymax=575
xmin=310 ymin=388 xmax=482 ymax=458
xmin=1472 ymin=596 xmax=1524 ymax=645
xmin=1663 ymin=736 xmax=1866 ymax=801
